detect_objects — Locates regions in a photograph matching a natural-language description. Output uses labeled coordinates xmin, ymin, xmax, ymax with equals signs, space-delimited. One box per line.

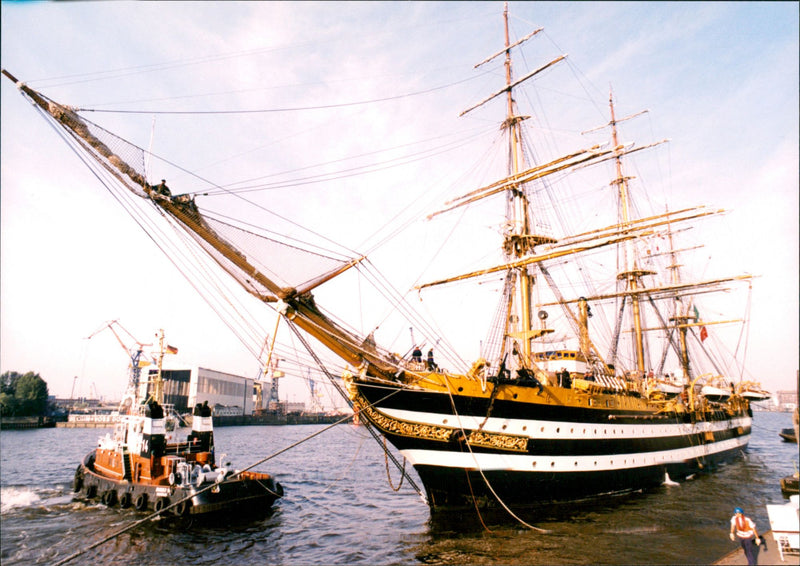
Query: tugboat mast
xmin=153 ymin=329 xmax=166 ymax=405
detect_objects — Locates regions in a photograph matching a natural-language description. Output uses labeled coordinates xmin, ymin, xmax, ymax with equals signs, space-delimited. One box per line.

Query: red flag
xmin=700 ymin=326 xmax=708 ymax=342
xmin=166 ymin=344 xmax=178 ymax=354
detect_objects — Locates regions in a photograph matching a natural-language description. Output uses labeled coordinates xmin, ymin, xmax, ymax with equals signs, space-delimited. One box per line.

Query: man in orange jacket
xmin=729 ymin=506 xmax=761 ymax=565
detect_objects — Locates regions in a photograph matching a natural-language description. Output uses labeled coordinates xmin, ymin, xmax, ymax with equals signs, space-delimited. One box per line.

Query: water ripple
xmin=1 ymin=414 xmax=796 ymax=564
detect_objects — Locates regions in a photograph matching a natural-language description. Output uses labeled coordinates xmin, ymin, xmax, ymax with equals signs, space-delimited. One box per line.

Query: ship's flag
xmin=700 ymin=326 xmax=708 ymax=342
xmin=693 ymin=305 xmax=700 ymax=322
xmin=166 ymin=344 xmax=178 ymax=354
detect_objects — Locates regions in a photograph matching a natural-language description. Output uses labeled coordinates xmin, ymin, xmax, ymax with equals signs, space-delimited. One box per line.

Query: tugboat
xmin=72 ymin=330 xmax=283 ymax=517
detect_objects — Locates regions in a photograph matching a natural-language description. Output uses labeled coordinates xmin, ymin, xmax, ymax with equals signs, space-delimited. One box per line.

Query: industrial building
xmin=775 ymin=389 xmax=798 ymax=411
xmin=143 ymin=366 xmax=257 ymax=416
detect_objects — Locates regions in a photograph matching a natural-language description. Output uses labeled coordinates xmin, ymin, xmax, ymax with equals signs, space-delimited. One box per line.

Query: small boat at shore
xmin=779 ymin=428 xmax=798 ymax=443
xmin=780 ymin=408 xmax=799 ymax=443
xmin=781 ymin=472 xmax=799 ymax=498
xmin=72 ymin=331 xmax=283 ymax=518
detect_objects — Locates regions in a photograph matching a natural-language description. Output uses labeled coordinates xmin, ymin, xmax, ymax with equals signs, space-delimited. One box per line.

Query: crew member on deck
xmin=427 ymin=349 xmax=438 ymax=371
xmin=729 ymin=506 xmax=761 ymax=565
xmin=411 ymin=346 xmax=422 ymax=363
xmin=559 ymin=368 xmax=571 ymax=388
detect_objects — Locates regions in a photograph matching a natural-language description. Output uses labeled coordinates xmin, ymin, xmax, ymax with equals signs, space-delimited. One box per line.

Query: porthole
xmin=443 ymin=419 xmax=448 ymax=424
xmin=540 ymin=426 xmax=545 ymax=432
xmin=502 ymin=424 xmax=507 ymax=430
xmin=457 ymin=387 xmax=463 ymax=392
xmin=551 ymin=462 xmax=555 ymax=467
xmin=532 ymin=461 xmax=537 ymax=467
xmin=556 ymin=427 xmax=560 ymax=433
xmin=522 ymin=426 xmax=527 ymax=431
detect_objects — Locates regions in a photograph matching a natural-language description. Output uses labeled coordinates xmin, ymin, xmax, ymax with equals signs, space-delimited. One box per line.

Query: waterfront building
xmin=775 ymin=390 xmax=799 ymax=412
xmin=142 ymin=366 xmax=256 ymax=416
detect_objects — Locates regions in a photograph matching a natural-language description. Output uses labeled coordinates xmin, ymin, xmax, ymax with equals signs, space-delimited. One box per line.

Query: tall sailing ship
xmin=3 ymin=5 xmax=763 ymax=510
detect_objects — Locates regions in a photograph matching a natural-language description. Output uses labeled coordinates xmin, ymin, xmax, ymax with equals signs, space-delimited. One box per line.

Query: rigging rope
xmin=734 ymin=282 xmax=753 ymax=381
xmin=285 ymin=319 xmax=427 ymax=500
xmin=320 ymin=429 xmax=367 ymax=495
xmin=28 ymin=98 xmax=281 ymax=362
xmin=442 ymin=382 xmax=552 ymax=534
xmin=203 ymin=127 xmax=491 ymax=198
xmin=74 ymin=72 xmax=492 ymax=115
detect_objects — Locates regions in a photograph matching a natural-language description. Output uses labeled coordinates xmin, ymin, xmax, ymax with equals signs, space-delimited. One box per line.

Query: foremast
xmin=498 ymin=4 xmax=557 ymax=362
xmin=456 ymin=3 xmax=563 ymax=365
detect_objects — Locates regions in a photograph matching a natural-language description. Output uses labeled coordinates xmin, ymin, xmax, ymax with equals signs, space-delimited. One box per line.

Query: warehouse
xmin=142 ymin=366 xmax=255 ymax=416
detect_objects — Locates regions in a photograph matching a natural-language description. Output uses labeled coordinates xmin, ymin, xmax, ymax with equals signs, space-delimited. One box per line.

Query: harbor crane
xmin=254 ymin=317 xmax=284 ymax=414
xmin=85 ymin=320 xmax=153 ymax=391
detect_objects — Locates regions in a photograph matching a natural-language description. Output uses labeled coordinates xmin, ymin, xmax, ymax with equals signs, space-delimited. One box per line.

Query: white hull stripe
xmin=381 ymin=407 xmax=750 ymax=440
xmin=401 ymin=434 xmax=749 ymax=472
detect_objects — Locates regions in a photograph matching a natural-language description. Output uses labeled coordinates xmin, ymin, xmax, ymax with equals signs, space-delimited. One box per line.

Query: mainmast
xmin=609 ymin=91 xmax=653 ymax=374
xmin=665 ymin=217 xmax=693 ymax=379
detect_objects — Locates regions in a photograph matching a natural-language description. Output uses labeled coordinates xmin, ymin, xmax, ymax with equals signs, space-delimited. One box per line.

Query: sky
xmin=1 ymin=2 xmax=798 ymax=405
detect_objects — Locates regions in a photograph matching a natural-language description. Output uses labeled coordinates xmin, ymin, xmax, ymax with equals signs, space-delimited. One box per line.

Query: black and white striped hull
xmin=353 ymin=381 xmax=751 ymax=508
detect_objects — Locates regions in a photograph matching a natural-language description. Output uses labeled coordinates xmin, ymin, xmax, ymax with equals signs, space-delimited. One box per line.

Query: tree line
xmin=0 ymin=371 xmax=50 ymax=417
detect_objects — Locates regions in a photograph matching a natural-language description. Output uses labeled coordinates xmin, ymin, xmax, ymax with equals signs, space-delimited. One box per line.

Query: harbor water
xmin=1 ymin=411 xmax=796 ymax=565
